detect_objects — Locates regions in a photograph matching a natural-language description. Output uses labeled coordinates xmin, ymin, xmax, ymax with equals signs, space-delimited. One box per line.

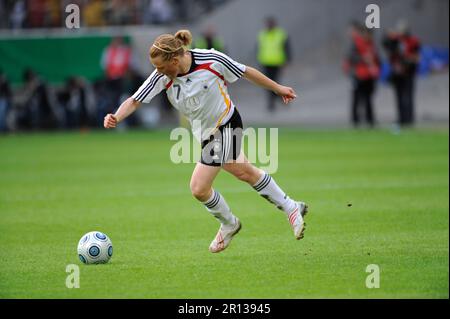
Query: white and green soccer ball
xmin=77 ymin=231 xmax=113 ymax=264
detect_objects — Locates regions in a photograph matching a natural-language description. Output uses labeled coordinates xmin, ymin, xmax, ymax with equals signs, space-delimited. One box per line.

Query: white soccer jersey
xmin=132 ymin=48 xmax=247 ymax=141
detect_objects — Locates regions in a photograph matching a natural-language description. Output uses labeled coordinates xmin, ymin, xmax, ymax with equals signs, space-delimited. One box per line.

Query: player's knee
xmin=190 ymin=181 xmax=210 ymax=201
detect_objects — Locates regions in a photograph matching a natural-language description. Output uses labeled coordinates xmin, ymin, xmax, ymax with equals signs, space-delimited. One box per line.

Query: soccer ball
xmin=77 ymin=231 xmax=113 ymax=264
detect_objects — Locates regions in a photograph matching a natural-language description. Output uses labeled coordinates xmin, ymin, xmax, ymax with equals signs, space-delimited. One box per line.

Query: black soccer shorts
xmin=200 ymin=109 xmax=243 ymax=167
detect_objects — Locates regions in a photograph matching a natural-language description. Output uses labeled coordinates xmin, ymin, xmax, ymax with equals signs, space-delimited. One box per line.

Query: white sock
xmin=203 ymin=190 xmax=236 ymax=226
xmin=253 ymin=172 xmax=297 ymax=215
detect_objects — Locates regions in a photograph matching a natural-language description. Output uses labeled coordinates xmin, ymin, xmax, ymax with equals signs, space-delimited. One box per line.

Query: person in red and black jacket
xmin=383 ymin=21 xmax=421 ymax=126
xmin=344 ymin=22 xmax=381 ymax=128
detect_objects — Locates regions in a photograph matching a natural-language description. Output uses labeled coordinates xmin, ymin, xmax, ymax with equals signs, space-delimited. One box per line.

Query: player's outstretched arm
xmin=242 ymin=66 xmax=297 ymax=104
xmin=104 ymin=97 xmax=141 ymax=129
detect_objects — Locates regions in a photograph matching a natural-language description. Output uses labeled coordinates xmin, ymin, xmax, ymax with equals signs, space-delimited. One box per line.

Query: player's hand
xmin=104 ymin=114 xmax=118 ymax=129
xmin=275 ymin=85 xmax=297 ymax=104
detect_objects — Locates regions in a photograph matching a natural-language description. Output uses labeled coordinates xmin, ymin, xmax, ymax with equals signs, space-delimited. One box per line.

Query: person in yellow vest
xmin=257 ymin=17 xmax=291 ymax=112
xmin=194 ymin=25 xmax=226 ymax=53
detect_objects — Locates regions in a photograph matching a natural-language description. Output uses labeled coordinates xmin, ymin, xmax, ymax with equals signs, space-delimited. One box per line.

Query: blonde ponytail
xmin=174 ymin=29 xmax=192 ymax=47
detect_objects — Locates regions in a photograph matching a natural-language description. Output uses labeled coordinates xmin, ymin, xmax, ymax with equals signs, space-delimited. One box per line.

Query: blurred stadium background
xmin=0 ymin=0 xmax=448 ymax=131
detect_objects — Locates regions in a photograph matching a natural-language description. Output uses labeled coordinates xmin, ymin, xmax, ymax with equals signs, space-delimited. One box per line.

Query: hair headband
xmin=152 ymin=44 xmax=182 ymax=53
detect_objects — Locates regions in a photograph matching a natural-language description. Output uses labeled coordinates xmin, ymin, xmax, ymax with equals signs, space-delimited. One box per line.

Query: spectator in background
xmin=0 ymin=0 xmax=8 ymax=29
xmin=105 ymin=0 xmax=135 ymax=26
xmin=383 ymin=20 xmax=421 ymax=127
xmin=101 ymin=36 xmax=133 ymax=110
xmin=146 ymin=0 xmax=174 ymax=25
xmin=15 ymin=69 xmax=60 ymax=130
xmin=194 ymin=24 xmax=226 ymax=52
xmin=343 ymin=22 xmax=381 ymax=128
xmin=257 ymin=16 xmax=291 ymax=112
xmin=100 ymin=36 xmax=141 ymax=127
xmin=10 ymin=0 xmax=26 ymax=29
xmin=172 ymin=0 xmax=188 ymax=22
xmin=27 ymin=0 xmax=47 ymax=28
xmin=93 ymin=78 xmax=116 ymax=127
xmin=58 ymin=77 xmax=94 ymax=129
xmin=0 ymin=69 xmax=12 ymax=132
xmin=45 ymin=0 xmax=61 ymax=27
xmin=83 ymin=0 xmax=106 ymax=27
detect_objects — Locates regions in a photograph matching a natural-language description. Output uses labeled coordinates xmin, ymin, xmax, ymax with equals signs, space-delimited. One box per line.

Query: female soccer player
xmin=104 ymin=30 xmax=308 ymax=253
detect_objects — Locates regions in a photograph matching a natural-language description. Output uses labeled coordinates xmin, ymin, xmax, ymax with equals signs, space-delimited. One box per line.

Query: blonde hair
xmin=150 ymin=30 xmax=192 ymax=61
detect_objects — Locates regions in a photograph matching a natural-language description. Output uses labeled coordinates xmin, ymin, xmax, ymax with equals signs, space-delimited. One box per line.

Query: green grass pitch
xmin=0 ymin=128 xmax=448 ymax=298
